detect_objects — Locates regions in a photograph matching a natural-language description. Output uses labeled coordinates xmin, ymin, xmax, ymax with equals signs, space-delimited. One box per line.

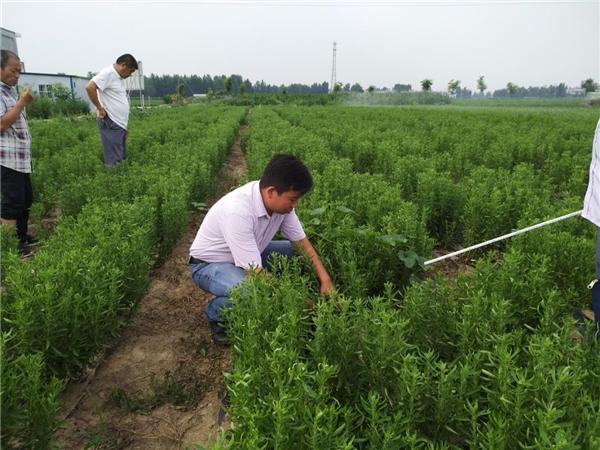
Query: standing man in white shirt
xmin=189 ymin=154 xmax=336 ymax=344
xmin=582 ymin=118 xmax=600 ymax=333
xmin=86 ymin=54 xmax=137 ymax=165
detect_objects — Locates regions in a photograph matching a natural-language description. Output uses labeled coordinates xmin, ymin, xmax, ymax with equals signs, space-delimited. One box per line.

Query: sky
xmin=1 ymin=0 xmax=599 ymax=92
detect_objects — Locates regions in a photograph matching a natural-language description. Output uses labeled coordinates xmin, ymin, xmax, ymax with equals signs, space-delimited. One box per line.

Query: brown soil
xmin=424 ymin=249 xmax=479 ymax=279
xmin=55 ymin=125 xmax=248 ymax=450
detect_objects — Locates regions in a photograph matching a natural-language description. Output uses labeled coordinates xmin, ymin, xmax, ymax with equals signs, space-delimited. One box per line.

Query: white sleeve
xmin=222 ymin=213 xmax=263 ymax=269
xmin=91 ymin=68 xmax=110 ymax=91
xmin=280 ymin=210 xmax=306 ymax=242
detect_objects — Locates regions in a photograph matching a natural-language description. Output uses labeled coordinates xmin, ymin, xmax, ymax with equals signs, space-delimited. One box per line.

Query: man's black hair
xmin=1 ymin=50 xmax=19 ymax=70
xmin=259 ymin=154 xmax=313 ymax=195
xmin=116 ymin=54 xmax=138 ymax=70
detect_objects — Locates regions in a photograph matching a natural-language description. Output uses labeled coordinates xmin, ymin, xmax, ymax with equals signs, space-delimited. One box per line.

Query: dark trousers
xmin=1 ymin=165 xmax=33 ymax=241
xmin=97 ymin=115 xmax=126 ymax=165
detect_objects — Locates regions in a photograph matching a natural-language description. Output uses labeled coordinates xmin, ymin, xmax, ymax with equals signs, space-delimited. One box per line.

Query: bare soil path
xmin=55 ymin=125 xmax=248 ymax=450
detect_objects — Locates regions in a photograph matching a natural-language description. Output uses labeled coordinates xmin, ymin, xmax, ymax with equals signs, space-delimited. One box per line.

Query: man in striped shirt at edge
xmin=189 ymin=154 xmax=336 ymax=345
xmin=0 ymin=50 xmax=37 ymax=256
xmin=582 ymin=117 xmax=600 ymax=335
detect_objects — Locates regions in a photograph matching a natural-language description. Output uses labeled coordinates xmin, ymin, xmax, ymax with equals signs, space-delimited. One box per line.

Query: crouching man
xmin=189 ymin=154 xmax=335 ymax=344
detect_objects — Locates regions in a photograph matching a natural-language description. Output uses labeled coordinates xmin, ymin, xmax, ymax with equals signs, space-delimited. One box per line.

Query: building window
xmin=38 ymin=84 xmax=53 ymax=97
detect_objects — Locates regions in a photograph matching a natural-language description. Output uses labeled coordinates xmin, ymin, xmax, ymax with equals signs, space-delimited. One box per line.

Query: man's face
xmin=1 ymin=56 xmax=22 ymax=86
xmin=116 ymin=63 xmax=136 ymax=79
xmin=265 ymin=188 xmax=303 ymax=215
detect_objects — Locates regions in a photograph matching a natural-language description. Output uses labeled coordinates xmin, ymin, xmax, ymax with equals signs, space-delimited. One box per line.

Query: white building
xmin=2 ymin=27 xmax=94 ymax=109
xmin=18 ymin=72 xmax=94 ymax=109
xmin=1 ymin=27 xmax=19 ymax=55
xmin=567 ymin=87 xmax=587 ymax=97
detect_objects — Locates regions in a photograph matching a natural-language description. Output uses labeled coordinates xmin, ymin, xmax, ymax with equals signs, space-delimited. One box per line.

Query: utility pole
xmin=330 ymin=41 xmax=337 ymax=93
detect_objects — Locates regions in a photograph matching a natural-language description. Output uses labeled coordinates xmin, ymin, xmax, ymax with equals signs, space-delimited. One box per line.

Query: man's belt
xmin=189 ymin=256 xmax=207 ymax=265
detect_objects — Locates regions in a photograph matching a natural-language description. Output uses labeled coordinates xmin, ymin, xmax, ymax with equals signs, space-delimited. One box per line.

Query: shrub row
xmin=1 ymin=105 xmax=246 ymax=448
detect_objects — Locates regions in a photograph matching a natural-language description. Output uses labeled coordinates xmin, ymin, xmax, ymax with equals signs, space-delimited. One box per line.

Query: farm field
xmin=224 ymin=105 xmax=600 ymax=448
xmin=1 ymin=103 xmax=599 ymax=449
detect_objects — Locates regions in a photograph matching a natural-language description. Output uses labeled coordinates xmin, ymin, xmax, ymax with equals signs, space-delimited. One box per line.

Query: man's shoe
xmin=22 ymin=235 xmax=39 ymax=247
xmin=209 ymin=322 xmax=230 ymax=345
xmin=17 ymin=241 xmax=34 ymax=257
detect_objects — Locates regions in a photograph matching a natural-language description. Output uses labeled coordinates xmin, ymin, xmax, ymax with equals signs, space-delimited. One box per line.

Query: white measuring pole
xmin=424 ymin=210 xmax=583 ymax=266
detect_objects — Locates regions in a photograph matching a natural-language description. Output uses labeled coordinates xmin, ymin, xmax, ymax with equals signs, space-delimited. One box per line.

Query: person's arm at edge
xmin=0 ymin=87 xmax=32 ymax=132
xmin=85 ymin=80 xmax=106 ymax=118
xmin=293 ymin=237 xmax=336 ymax=295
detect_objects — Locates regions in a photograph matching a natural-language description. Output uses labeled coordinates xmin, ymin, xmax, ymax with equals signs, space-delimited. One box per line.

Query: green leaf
xmin=399 ymin=250 xmax=418 ymax=268
xmin=378 ymin=234 xmax=408 ymax=246
xmin=335 ymin=205 xmax=354 ymax=214
xmin=309 ymin=207 xmax=326 ymax=216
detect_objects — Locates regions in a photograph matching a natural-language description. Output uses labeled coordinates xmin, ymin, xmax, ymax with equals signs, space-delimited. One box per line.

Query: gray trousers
xmin=97 ymin=115 xmax=126 ymax=165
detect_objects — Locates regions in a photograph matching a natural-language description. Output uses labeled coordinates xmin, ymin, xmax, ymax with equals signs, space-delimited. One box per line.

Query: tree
xmin=506 ymin=82 xmax=518 ymax=95
xmin=447 ymin=79 xmax=460 ymax=96
xmin=367 ymin=85 xmax=375 ymax=94
xmin=224 ymin=77 xmax=232 ymax=95
xmin=239 ymin=83 xmax=245 ymax=95
xmin=393 ymin=83 xmax=411 ymax=92
xmin=477 ymin=76 xmax=487 ymax=95
xmin=581 ymin=78 xmax=598 ymax=93
xmin=420 ymin=79 xmax=433 ymax=92
xmin=333 ymin=82 xmax=343 ymax=94
xmin=175 ymin=83 xmax=185 ymax=105
xmin=350 ymin=83 xmax=364 ymax=93
xmin=50 ymin=83 xmax=73 ymax=100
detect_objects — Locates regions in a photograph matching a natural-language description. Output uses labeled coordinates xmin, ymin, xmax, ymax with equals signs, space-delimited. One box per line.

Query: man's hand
xmin=96 ymin=106 xmax=107 ymax=119
xmin=320 ymin=277 xmax=336 ymax=296
xmin=19 ymin=87 xmax=33 ymax=105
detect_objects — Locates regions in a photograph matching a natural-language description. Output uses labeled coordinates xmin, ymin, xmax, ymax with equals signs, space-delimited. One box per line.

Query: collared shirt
xmin=190 ymin=181 xmax=306 ymax=269
xmin=582 ymin=118 xmax=600 ymax=227
xmin=0 ymin=81 xmax=32 ymax=173
xmin=91 ymin=65 xmax=130 ymax=130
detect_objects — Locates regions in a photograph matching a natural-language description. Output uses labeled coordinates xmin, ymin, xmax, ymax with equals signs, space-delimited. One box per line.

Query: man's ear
xmin=264 ymin=186 xmax=277 ymax=199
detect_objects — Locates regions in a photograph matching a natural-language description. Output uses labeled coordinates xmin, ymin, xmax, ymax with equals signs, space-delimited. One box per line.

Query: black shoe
xmin=17 ymin=240 xmax=34 ymax=257
xmin=209 ymin=322 xmax=230 ymax=345
xmin=218 ymin=391 xmax=230 ymax=426
xmin=573 ymin=309 xmax=600 ymax=342
xmin=23 ymin=235 xmax=39 ymax=246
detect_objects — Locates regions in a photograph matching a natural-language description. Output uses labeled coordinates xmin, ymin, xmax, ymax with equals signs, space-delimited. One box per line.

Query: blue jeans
xmin=190 ymin=240 xmax=296 ymax=323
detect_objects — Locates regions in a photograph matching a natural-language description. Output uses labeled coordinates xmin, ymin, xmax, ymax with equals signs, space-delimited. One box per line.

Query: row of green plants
xmin=22 ymin=84 xmax=89 ymax=119
xmin=216 ymin=105 xmax=599 ymax=448
xmin=1 ymin=105 xmax=246 ymax=448
xmin=277 ymin=106 xmax=595 ymax=247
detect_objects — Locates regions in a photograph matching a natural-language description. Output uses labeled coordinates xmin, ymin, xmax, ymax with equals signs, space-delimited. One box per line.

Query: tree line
xmin=142 ymin=73 xmax=329 ymax=97
xmin=139 ymin=73 xmax=597 ymax=98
